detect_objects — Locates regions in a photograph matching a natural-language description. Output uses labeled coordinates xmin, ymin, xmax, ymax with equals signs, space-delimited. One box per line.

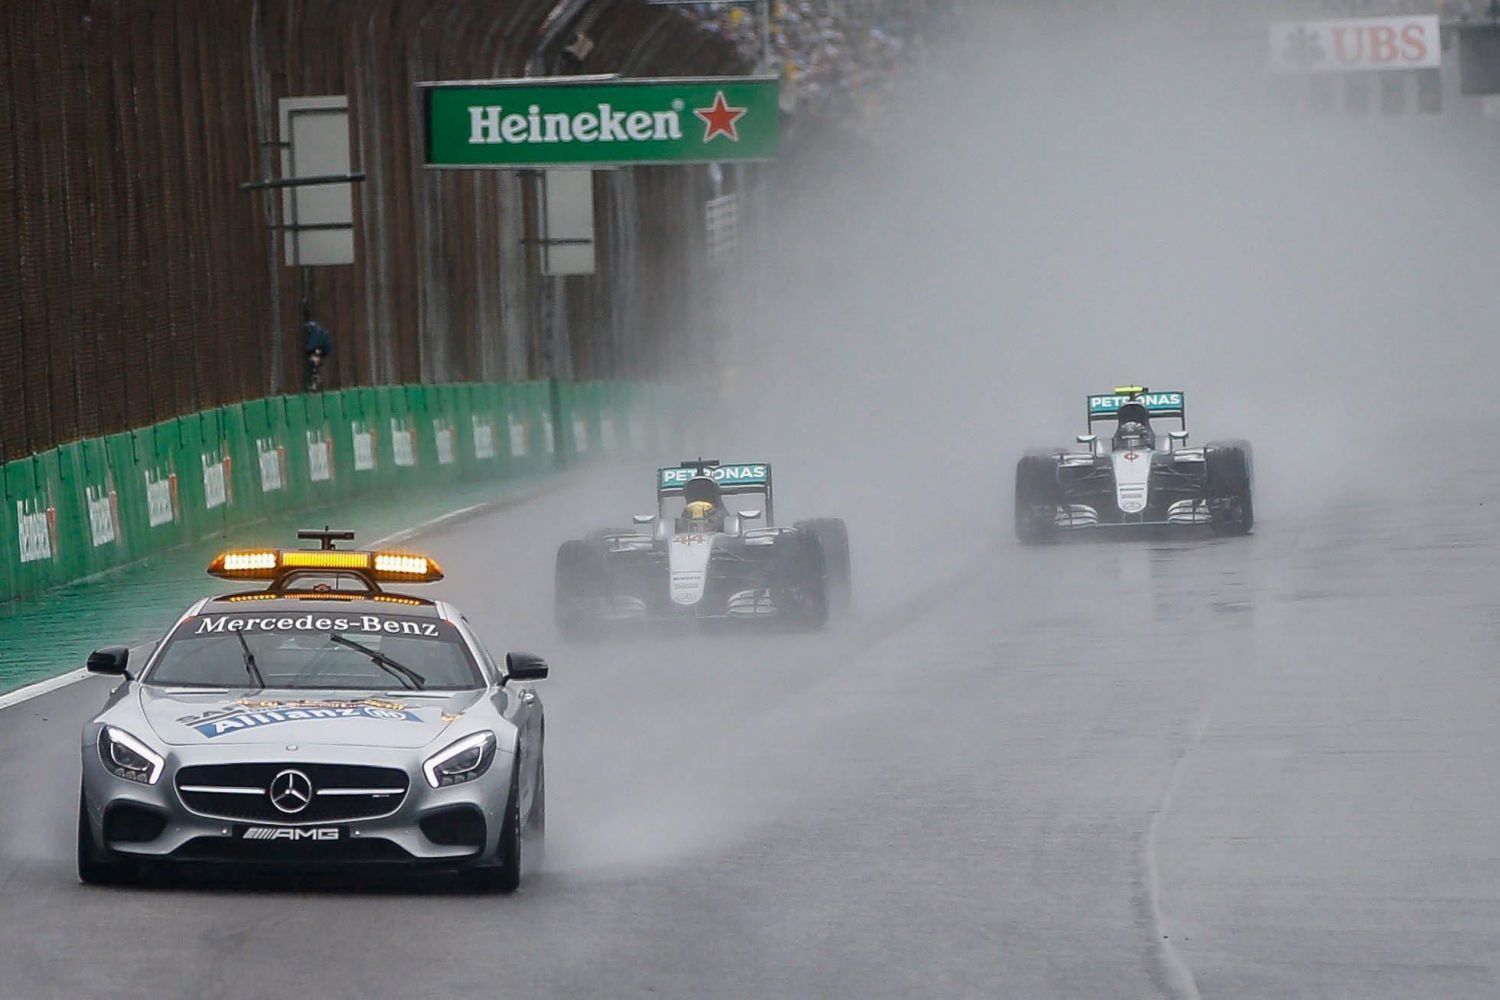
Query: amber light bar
xmin=208 ymin=549 xmax=444 ymax=583
xmin=282 ymin=550 xmax=371 ymax=570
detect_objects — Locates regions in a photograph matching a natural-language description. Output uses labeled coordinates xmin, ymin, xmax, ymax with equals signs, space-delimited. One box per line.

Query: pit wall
xmin=0 ymin=381 xmax=660 ymax=603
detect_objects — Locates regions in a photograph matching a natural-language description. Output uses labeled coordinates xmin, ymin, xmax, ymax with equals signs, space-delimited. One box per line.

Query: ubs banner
xmin=1269 ymin=15 xmax=1441 ymax=74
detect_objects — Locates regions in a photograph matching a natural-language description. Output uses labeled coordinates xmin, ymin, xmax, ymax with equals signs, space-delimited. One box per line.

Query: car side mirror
xmin=1076 ymin=434 xmax=1097 ymax=445
xmin=1168 ymin=431 xmax=1188 ymax=441
xmin=505 ymin=652 xmax=549 ymax=682
xmin=87 ymin=646 xmax=131 ymax=677
xmin=736 ymin=509 xmax=762 ymax=520
xmin=632 ymin=514 xmax=654 ymax=525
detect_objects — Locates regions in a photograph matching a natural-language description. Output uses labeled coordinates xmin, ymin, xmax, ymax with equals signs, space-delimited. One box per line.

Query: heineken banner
xmin=422 ymin=76 xmax=779 ymax=168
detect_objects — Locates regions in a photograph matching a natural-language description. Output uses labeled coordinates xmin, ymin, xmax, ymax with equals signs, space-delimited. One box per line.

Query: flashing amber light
xmin=1112 ymin=385 xmax=1147 ymax=396
xmin=221 ymin=551 xmax=277 ymax=572
xmin=373 ymin=553 xmax=434 ymax=578
xmin=282 ymin=550 xmax=372 ymax=571
xmin=209 ymin=548 xmax=443 ymax=583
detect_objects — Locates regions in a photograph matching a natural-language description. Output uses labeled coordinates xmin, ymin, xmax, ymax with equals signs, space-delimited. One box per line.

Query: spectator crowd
xmin=675 ymin=1 xmax=942 ymax=122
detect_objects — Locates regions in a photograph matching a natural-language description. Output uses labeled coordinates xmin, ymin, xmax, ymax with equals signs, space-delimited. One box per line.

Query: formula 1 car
xmin=78 ymin=530 xmax=547 ymax=891
xmin=1014 ymin=387 xmax=1253 ymax=542
xmin=554 ymin=459 xmax=851 ymax=634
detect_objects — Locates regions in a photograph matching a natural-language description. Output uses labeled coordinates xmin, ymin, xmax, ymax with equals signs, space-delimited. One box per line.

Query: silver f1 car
xmin=78 ymin=530 xmax=547 ymax=891
xmin=554 ymin=459 xmax=851 ymax=634
xmin=1015 ymin=387 xmax=1253 ymax=542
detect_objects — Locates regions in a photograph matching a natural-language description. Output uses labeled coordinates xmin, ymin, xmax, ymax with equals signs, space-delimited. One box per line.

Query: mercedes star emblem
xmin=269 ymin=768 xmax=313 ymax=814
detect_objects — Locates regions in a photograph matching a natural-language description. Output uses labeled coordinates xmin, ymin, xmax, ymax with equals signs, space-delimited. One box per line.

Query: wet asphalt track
xmin=1 ymin=461 xmax=1498 ymax=999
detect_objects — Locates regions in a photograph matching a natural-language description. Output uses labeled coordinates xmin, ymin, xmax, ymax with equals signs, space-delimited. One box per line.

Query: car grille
xmin=171 ymin=837 xmax=415 ymax=863
xmin=175 ymin=763 xmax=410 ymax=825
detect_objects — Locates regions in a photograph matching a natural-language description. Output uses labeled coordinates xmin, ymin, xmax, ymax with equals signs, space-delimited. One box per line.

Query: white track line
xmin=1142 ymin=710 xmax=1211 ymax=1000
xmin=0 ymin=668 xmax=90 ymax=712
xmin=0 ymin=490 xmax=541 ymax=713
xmin=368 ymin=502 xmax=489 ymax=549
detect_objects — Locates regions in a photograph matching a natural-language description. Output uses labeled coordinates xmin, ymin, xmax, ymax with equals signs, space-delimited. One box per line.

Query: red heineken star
xmin=694 ymin=91 xmax=746 ymax=143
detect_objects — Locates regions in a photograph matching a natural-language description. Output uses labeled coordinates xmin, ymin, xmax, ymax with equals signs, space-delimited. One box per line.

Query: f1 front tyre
xmin=1014 ymin=453 xmax=1061 ymax=544
xmin=1205 ymin=442 xmax=1254 ymax=536
xmin=795 ymin=518 xmax=851 ymax=616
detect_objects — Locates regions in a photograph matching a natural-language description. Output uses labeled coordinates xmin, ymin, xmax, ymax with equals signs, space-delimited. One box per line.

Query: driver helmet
xmin=678 ymin=474 xmax=726 ymax=531
xmin=678 ymin=499 xmax=724 ymax=532
xmin=1114 ymin=421 xmax=1153 ymax=451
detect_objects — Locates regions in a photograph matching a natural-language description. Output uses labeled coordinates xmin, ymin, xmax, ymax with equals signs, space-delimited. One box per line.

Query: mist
xmin=704 ymin=3 xmax=1500 ymax=597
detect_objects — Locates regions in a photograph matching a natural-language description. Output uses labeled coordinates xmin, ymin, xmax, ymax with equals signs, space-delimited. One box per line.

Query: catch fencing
xmin=0 ymin=0 xmax=747 ymax=463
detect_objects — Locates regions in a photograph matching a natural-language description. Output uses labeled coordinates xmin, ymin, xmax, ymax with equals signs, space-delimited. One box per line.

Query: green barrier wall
xmin=0 ymin=381 xmax=653 ymax=604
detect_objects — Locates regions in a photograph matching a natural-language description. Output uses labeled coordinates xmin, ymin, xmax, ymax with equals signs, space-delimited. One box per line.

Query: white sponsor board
xmin=201 ymin=453 xmax=228 ymax=509
xmin=352 ymin=427 xmax=377 ymax=471
xmin=145 ymin=470 xmax=175 ymax=527
xmin=257 ymin=439 xmax=284 ymax=493
xmin=434 ymin=421 xmax=455 ymax=466
xmin=572 ymin=416 xmax=590 ymax=454
xmin=307 ymin=431 xmax=333 ymax=483
xmin=509 ymin=413 xmax=529 ymax=457
xmin=16 ymin=501 xmax=52 ymax=563
xmin=472 ymin=416 xmax=496 ymax=460
xmin=391 ymin=419 xmax=416 ymax=468
xmin=86 ymin=486 xmax=117 ymax=547
xmin=542 ymin=413 xmax=555 ymax=454
xmin=1270 ymin=16 xmax=1440 ymax=74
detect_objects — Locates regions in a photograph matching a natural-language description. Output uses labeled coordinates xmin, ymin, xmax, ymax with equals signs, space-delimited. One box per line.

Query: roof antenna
xmin=297 ymin=527 xmax=356 ymax=550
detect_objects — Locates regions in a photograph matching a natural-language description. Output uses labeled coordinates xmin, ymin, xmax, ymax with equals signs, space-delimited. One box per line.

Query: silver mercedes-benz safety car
xmin=78 ymin=529 xmax=547 ymax=891
xmin=1014 ymin=386 xmax=1253 ymax=542
xmin=554 ymin=458 xmax=851 ymax=635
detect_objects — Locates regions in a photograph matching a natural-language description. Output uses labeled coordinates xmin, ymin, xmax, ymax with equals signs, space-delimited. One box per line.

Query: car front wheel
xmin=77 ymin=792 xmax=136 ymax=887
xmin=464 ymin=759 xmax=521 ymax=893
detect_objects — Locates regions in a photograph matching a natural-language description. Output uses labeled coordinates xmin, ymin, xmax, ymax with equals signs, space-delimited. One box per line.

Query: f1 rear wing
xmin=657 ymin=459 xmax=775 ymax=523
xmin=1086 ymin=388 xmax=1186 ymax=427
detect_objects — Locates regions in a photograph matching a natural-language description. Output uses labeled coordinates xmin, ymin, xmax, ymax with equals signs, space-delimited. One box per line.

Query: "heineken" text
xmin=468 ymin=104 xmax=683 ymax=145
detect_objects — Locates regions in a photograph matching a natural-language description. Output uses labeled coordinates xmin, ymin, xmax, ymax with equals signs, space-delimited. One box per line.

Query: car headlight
xmin=97 ymin=726 xmax=165 ymax=785
xmin=423 ymin=731 xmax=498 ymax=788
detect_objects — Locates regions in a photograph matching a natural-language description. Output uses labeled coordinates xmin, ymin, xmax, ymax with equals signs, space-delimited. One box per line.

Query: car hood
xmin=138 ymin=686 xmax=483 ymax=748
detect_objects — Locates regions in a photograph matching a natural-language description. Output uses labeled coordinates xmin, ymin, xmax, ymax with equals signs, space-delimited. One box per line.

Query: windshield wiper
xmin=234 ymin=630 xmax=266 ymax=688
xmin=328 ymin=633 xmax=426 ymax=690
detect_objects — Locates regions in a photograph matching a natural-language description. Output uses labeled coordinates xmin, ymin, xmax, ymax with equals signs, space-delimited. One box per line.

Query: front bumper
xmin=81 ymin=739 xmax=511 ymax=867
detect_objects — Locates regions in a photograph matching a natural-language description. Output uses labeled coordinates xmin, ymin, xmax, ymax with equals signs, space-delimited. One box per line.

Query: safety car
xmin=78 ymin=529 xmax=547 ymax=891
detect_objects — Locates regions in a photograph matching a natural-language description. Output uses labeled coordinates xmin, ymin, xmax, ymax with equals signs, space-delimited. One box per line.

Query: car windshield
xmin=145 ymin=611 xmax=481 ymax=690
